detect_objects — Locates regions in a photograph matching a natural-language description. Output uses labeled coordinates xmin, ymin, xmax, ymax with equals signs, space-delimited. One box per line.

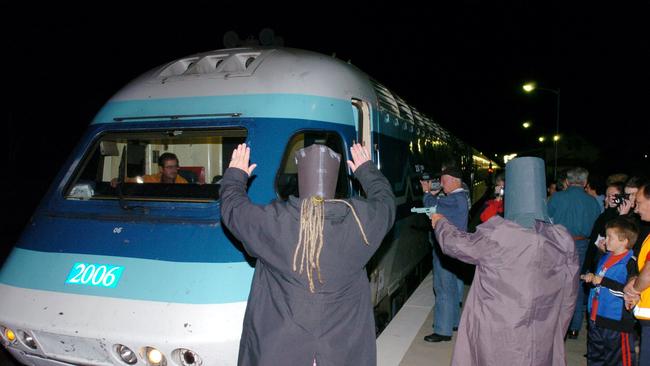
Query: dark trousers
xmin=587 ymin=320 xmax=635 ymax=366
xmin=640 ymin=322 xmax=650 ymax=366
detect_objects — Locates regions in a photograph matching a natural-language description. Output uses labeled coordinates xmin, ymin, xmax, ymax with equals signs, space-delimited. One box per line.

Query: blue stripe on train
xmin=0 ymin=248 xmax=254 ymax=304
xmin=93 ymin=94 xmax=356 ymax=126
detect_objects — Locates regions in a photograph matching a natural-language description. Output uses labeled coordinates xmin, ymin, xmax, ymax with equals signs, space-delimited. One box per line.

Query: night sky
xmin=3 ymin=4 xmax=649 ymax=245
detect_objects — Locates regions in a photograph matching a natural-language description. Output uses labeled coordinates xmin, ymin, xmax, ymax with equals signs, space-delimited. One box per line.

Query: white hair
xmin=566 ymin=167 xmax=589 ymax=185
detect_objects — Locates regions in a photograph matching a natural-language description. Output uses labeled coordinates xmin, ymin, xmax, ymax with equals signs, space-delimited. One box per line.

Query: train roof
xmin=106 ymin=47 xmax=376 ymax=104
xmin=93 ymin=46 xmax=498 ymax=167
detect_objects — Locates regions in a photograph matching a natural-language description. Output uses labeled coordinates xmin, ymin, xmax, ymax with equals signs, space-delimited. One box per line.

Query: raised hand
xmin=347 ymin=143 xmax=371 ymax=173
xmin=228 ymin=143 xmax=257 ymax=176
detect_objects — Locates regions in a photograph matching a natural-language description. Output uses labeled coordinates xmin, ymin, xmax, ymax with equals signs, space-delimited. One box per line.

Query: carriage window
xmin=65 ymin=128 xmax=247 ymax=202
xmin=275 ymin=131 xmax=349 ymax=200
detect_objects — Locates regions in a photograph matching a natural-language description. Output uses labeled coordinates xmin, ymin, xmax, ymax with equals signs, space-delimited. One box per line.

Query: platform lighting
xmin=523 ymin=82 xmax=536 ymax=92
xmin=521 ymin=81 xmax=560 ymax=180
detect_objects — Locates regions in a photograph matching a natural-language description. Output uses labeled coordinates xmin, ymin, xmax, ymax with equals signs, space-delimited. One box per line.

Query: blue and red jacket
xmin=587 ymin=250 xmax=638 ymax=332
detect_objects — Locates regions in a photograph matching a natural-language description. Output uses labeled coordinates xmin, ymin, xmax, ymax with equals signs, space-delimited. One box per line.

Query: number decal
xmin=65 ymin=262 xmax=124 ymax=288
xmin=67 ymin=263 xmax=86 ymax=284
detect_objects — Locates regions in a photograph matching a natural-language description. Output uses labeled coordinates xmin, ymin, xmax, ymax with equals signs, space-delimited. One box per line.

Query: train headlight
xmin=144 ymin=347 xmax=166 ymax=366
xmin=19 ymin=331 xmax=37 ymax=349
xmin=115 ymin=344 xmax=137 ymax=365
xmin=3 ymin=327 xmax=16 ymax=343
xmin=173 ymin=348 xmax=203 ymax=366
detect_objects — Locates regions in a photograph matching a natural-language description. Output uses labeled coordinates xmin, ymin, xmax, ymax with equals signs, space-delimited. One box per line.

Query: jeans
xmin=431 ymin=240 xmax=463 ymax=337
xmin=570 ymin=239 xmax=588 ymax=332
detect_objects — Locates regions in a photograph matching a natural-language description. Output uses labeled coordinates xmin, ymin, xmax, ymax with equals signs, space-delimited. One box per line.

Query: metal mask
xmin=295 ymin=144 xmax=341 ymax=199
xmin=504 ymin=157 xmax=551 ymax=228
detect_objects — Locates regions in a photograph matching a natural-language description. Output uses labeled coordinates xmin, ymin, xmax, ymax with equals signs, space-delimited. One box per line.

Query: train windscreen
xmin=65 ymin=128 xmax=247 ymax=202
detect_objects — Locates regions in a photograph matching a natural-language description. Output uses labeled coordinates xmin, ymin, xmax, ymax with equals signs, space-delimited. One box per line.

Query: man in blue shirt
xmin=421 ymin=166 xmax=469 ymax=342
xmin=548 ymin=166 xmax=602 ymax=339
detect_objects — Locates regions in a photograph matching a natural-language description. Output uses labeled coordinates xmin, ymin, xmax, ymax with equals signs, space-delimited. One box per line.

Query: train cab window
xmin=65 ymin=128 xmax=247 ymax=202
xmin=275 ymin=131 xmax=349 ymax=201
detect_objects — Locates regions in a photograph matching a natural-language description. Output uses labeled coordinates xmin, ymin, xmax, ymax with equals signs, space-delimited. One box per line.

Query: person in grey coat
xmin=220 ymin=143 xmax=396 ymax=366
xmin=429 ymin=157 xmax=580 ymax=365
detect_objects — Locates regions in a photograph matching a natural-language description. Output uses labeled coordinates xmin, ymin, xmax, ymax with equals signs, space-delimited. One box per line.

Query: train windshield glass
xmin=65 ymin=128 xmax=247 ymax=202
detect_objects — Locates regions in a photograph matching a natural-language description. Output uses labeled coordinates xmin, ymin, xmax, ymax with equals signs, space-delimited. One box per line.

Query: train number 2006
xmin=65 ymin=262 xmax=124 ymax=288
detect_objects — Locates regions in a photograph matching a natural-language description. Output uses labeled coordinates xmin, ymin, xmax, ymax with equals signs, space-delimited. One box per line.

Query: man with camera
xmin=419 ymin=166 xmax=469 ymax=342
xmin=583 ymin=182 xmax=626 ymax=274
xmin=548 ymin=167 xmax=602 ymax=339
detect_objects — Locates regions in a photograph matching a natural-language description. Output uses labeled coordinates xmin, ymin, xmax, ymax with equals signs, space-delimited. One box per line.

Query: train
xmin=0 ymin=45 xmax=498 ymax=366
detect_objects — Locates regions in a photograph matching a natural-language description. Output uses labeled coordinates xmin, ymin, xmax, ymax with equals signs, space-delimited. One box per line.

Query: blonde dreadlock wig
xmin=292 ymin=144 xmax=370 ymax=292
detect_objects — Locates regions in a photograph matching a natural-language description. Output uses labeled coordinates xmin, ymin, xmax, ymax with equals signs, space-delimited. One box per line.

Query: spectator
xmin=548 ymin=167 xmax=602 ymax=339
xmin=585 ymin=174 xmax=606 ymax=213
xmin=623 ymin=178 xmax=650 ymax=365
xmin=547 ymin=180 xmax=558 ymax=200
xmin=479 ymin=173 xmax=505 ymax=222
xmin=582 ymin=216 xmax=638 ymax=365
xmin=421 ymin=165 xmax=469 ymax=343
xmin=606 ymin=173 xmax=629 ymax=186
xmin=583 ymin=182 xmax=625 ymax=274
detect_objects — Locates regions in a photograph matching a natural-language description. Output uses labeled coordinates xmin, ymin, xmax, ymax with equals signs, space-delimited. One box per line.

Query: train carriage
xmin=0 ymin=46 xmax=497 ymax=366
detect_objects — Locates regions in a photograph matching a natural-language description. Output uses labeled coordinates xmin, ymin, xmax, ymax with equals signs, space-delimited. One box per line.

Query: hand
xmin=347 ymin=143 xmax=371 ymax=173
xmin=110 ymin=178 xmax=119 ymax=188
xmin=625 ymin=293 xmax=640 ymax=310
xmin=431 ymin=213 xmax=444 ymax=228
xmin=596 ymin=238 xmax=606 ymax=252
xmin=592 ymin=275 xmax=602 ymax=285
xmin=420 ymin=180 xmax=431 ymax=193
xmin=580 ymin=273 xmax=595 ymax=283
xmin=617 ymin=199 xmax=633 ymax=215
xmin=228 ymin=143 xmax=257 ymax=176
xmin=624 ymin=277 xmax=641 ymax=301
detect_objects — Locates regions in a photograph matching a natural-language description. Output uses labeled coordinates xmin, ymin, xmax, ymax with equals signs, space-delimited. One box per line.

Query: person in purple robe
xmin=429 ymin=156 xmax=580 ymax=365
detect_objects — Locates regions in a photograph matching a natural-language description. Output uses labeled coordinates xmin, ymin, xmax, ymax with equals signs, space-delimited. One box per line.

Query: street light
xmin=523 ymin=81 xmax=561 ymax=180
xmin=522 ymin=121 xmax=532 ymax=128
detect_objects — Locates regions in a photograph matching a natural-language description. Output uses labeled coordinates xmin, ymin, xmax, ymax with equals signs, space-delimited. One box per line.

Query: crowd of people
xmin=219 ymin=141 xmax=648 ymax=365
xmin=424 ymin=164 xmax=649 ymax=365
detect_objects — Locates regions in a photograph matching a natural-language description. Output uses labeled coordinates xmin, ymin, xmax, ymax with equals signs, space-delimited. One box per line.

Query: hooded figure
xmin=430 ymin=157 xmax=580 ymax=366
xmin=220 ymin=143 xmax=395 ymax=366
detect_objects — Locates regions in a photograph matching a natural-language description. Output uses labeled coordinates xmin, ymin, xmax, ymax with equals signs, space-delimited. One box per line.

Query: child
xmin=582 ymin=216 xmax=639 ymax=365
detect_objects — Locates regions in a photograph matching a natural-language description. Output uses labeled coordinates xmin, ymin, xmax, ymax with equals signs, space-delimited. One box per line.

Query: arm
xmin=600 ymin=276 xmax=627 ymax=292
xmin=423 ymin=191 xmax=440 ymax=208
xmin=351 ymin=153 xmax=396 ymax=246
xmin=219 ymin=144 xmax=276 ymax=259
xmin=431 ymin=216 xmax=498 ymax=265
xmin=632 ymin=261 xmax=650 ymax=294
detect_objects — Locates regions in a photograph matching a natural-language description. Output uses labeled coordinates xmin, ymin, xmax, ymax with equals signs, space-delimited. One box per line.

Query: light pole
xmin=522 ymin=82 xmax=561 ymax=180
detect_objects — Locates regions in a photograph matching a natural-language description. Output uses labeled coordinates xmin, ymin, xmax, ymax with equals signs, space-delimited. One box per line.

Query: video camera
xmin=420 ymin=171 xmax=441 ymax=191
xmin=613 ymin=193 xmax=630 ymax=206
